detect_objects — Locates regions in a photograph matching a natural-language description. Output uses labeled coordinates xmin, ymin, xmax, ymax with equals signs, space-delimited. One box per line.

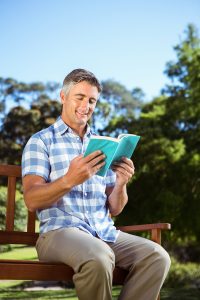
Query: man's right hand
xmin=64 ymin=151 xmax=105 ymax=188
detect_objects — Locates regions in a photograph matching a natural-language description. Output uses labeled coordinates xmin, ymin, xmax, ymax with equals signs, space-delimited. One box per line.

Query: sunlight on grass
xmin=0 ymin=280 xmax=25 ymax=289
xmin=0 ymin=290 xmax=77 ymax=299
xmin=0 ymin=245 xmax=37 ymax=260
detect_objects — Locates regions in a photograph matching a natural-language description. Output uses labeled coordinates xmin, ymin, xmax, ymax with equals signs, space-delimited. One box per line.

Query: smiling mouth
xmin=76 ymin=111 xmax=88 ymax=116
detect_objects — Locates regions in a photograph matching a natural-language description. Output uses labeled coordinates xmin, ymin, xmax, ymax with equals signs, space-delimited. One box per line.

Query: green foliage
xmin=0 ymin=77 xmax=59 ymax=116
xmin=93 ymin=80 xmax=143 ymax=134
xmin=165 ymin=257 xmax=200 ymax=288
xmin=116 ymin=24 xmax=200 ymax=242
xmin=163 ymin=24 xmax=200 ymax=149
xmin=0 ymin=100 xmax=61 ymax=164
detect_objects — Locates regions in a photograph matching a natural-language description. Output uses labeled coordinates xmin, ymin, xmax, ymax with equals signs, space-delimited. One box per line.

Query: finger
xmin=89 ymin=153 xmax=106 ymax=167
xmin=114 ymin=158 xmax=134 ymax=171
xmin=84 ymin=150 xmax=103 ymax=162
xmin=112 ymin=162 xmax=135 ymax=175
xmin=112 ymin=166 xmax=134 ymax=180
xmin=121 ymin=157 xmax=134 ymax=167
xmin=112 ymin=166 xmax=133 ymax=179
xmin=93 ymin=160 xmax=106 ymax=173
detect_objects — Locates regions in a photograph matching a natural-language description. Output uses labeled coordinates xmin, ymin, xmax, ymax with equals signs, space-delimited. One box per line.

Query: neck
xmin=61 ymin=116 xmax=87 ymax=138
xmin=73 ymin=125 xmax=87 ymax=138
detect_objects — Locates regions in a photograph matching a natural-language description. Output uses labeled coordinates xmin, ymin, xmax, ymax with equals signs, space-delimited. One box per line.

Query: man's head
xmin=62 ymin=68 xmax=102 ymax=96
xmin=60 ymin=69 xmax=101 ymax=136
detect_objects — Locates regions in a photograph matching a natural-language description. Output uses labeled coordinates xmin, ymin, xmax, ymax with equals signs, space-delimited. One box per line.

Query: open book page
xmin=84 ymin=138 xmax=119 ymax=177
xmin=84 ymin=133 xmax=140 ymax=177
xmin=113 ymin=135 xmax=140 ymax=162
xmin=89 ymin=135 xmax=119 ymax=142
xmin=118 ymin=133 xmax=139 ymax=140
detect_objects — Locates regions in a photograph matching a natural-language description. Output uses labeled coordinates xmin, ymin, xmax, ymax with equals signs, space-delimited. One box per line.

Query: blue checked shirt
xmin=22 ymin=116 xmax=119 ymax=242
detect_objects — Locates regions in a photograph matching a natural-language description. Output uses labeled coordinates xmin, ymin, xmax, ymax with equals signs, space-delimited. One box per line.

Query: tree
xmin=92 ymin=80 xmax=143 ymax=134
xmin=163 ymin=24 xmax=200 ymax=149
xmin=0 ymin=77 xmax=60 ymax=122
xmin=162 ymin=24 xmax=200 ymax=240
xmin=0 ymin=100 xmax=61 ymax=165
xmin=116 ymin=24 xmax=200 ymax=242
xmin=0 ymin=77 xmax=61 ymax=164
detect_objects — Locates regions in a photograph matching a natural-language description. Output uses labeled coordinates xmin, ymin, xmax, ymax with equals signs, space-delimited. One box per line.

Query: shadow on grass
xmin=161 ymin=286 xmax=200 ymax=300
xmin=0 ymin=284 xmax=200 ymax=299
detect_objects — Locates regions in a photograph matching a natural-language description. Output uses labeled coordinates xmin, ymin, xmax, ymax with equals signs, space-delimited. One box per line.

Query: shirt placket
xmin=81 ymin=135 xmax=91 ymax=221
xmin=74 ymin=134 xmax=90 ymax=219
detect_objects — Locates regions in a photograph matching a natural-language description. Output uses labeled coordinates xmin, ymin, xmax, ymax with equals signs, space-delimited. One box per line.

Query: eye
xmin=89 ymin=98 xmax=97 ymax=104
xmin=76 ymin=96 xmax=83 ymax=101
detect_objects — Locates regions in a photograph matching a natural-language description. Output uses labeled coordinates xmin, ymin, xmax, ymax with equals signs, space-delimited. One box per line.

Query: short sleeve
xmin=105 ymin=168 xmax=116 ymax=187
xmin=22 ymin=134 xmax=50 ymax=181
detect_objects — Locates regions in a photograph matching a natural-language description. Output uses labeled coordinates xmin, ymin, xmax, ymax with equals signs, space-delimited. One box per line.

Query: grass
xmin=0 ymin=246 xmax=200 ymax=299
xmin=0 ymin=289 xmax=78 ymax=299
xmin=0 ymin=285 xmax=200 ymax=300
xmin=0 ymin=245 xmax=37 ymax=260
xmin=161 ymin=287 xmax=200 ymax=299
xmin=0 ymin=280 xmax=121 ymax=300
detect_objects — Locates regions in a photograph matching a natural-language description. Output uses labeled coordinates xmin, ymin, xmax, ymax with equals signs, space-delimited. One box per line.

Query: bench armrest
xmin=117 ymin=223 xmax=171 ymax=244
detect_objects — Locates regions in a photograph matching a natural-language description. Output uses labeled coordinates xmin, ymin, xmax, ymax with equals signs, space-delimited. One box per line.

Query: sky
xmin=0 ymin=0 xmax=200 ymax=101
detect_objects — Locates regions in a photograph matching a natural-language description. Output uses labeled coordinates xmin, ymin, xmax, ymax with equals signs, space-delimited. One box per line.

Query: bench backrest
xmin=0 ymin=164 xmax=39 ymax=246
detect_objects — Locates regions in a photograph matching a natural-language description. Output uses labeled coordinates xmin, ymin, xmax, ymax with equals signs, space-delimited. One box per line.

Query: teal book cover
xmin=84 ymin=134 xmax=140 ymax=177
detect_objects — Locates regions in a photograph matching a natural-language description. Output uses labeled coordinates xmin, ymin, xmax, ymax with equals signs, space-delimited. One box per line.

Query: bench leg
xmin=151 ymin=228 xmax=161 ymax=300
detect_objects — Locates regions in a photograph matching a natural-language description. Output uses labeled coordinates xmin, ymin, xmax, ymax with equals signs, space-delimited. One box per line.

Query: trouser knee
xmin=154 ymin=244 xmax=171 ymax=272
xmin=90 ymin=249 xmax=115 ymax=274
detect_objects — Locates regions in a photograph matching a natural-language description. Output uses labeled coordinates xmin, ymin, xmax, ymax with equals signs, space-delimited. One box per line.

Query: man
xmin=22 ymin=68 xmax=170 ymax=300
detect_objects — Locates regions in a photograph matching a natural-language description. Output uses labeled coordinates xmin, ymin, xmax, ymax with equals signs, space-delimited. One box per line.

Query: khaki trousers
xmin=36 ymin=228 xmax=170 ymax=300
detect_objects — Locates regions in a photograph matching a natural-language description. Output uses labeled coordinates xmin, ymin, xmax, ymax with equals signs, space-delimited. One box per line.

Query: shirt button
xmin=84 ymin=192 xmax=87 ymax=196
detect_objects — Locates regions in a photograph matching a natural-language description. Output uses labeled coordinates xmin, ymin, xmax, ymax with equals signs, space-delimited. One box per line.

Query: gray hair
xmin=62 ymin=68 xmax=102 ymax=96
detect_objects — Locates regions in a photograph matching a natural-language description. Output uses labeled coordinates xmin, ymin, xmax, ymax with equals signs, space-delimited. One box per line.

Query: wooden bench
xmin=0 ymin=164 xmax=171 ymax=298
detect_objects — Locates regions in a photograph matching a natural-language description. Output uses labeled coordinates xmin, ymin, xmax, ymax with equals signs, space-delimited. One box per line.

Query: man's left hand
xmin=111 ymin=157 xmax=135 ymax=185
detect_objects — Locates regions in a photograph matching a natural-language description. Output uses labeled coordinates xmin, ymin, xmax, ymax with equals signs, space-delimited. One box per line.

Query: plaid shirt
xmin=22 ymin=116 xmax=119 ymax=242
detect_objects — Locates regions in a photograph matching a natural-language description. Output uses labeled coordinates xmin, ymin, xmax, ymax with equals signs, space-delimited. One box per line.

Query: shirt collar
xmin=53 ymin=116 xmax=94 ymax=137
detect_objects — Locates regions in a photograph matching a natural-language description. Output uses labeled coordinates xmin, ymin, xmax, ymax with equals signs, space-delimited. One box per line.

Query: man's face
xmin=60 ymin=81 xmax=99 ymax=132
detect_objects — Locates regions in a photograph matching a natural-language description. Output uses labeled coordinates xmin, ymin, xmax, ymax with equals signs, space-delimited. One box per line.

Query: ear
xmin=60 ymin=90 xmax=65 ymax=104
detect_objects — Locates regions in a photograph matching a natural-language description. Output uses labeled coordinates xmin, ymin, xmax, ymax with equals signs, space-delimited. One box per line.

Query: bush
xmin=165 ymin=257 xmax=200 ymax=288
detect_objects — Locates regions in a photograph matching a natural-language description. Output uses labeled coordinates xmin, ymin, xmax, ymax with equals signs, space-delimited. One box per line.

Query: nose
xmin=79 ymin=99 xmax=89 ymax=112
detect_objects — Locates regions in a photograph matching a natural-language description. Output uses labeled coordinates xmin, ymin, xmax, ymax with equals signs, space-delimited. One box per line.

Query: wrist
xmin=115 ymin=180 xmax=127 ymax=190
xmin=61 ymin=174 xmax=74 ymax=192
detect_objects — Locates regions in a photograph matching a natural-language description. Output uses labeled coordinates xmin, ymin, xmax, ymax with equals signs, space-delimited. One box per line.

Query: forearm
xmin=107 ymin=183 xmax=128 ymax=216
xmin=23 ymin=151 xmax=106 ymax=212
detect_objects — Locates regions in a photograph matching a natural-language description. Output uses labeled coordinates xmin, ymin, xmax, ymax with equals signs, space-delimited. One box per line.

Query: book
xmin=84 ymin=133 xmax=140 ymax=177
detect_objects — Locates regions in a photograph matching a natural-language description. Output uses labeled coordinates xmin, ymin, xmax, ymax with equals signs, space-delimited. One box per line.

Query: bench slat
xmin=0 ymin=259 xmax=127 ymax=283
xmin=0 ymin=165 xmax=21 ymax=177
xmin=6 ymin=177 xmax=16 ymax=231
xmin=0 ymin=261 xmax=74 ymax=281
xmin=0 ymin=231 xmax=39 ymax=245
